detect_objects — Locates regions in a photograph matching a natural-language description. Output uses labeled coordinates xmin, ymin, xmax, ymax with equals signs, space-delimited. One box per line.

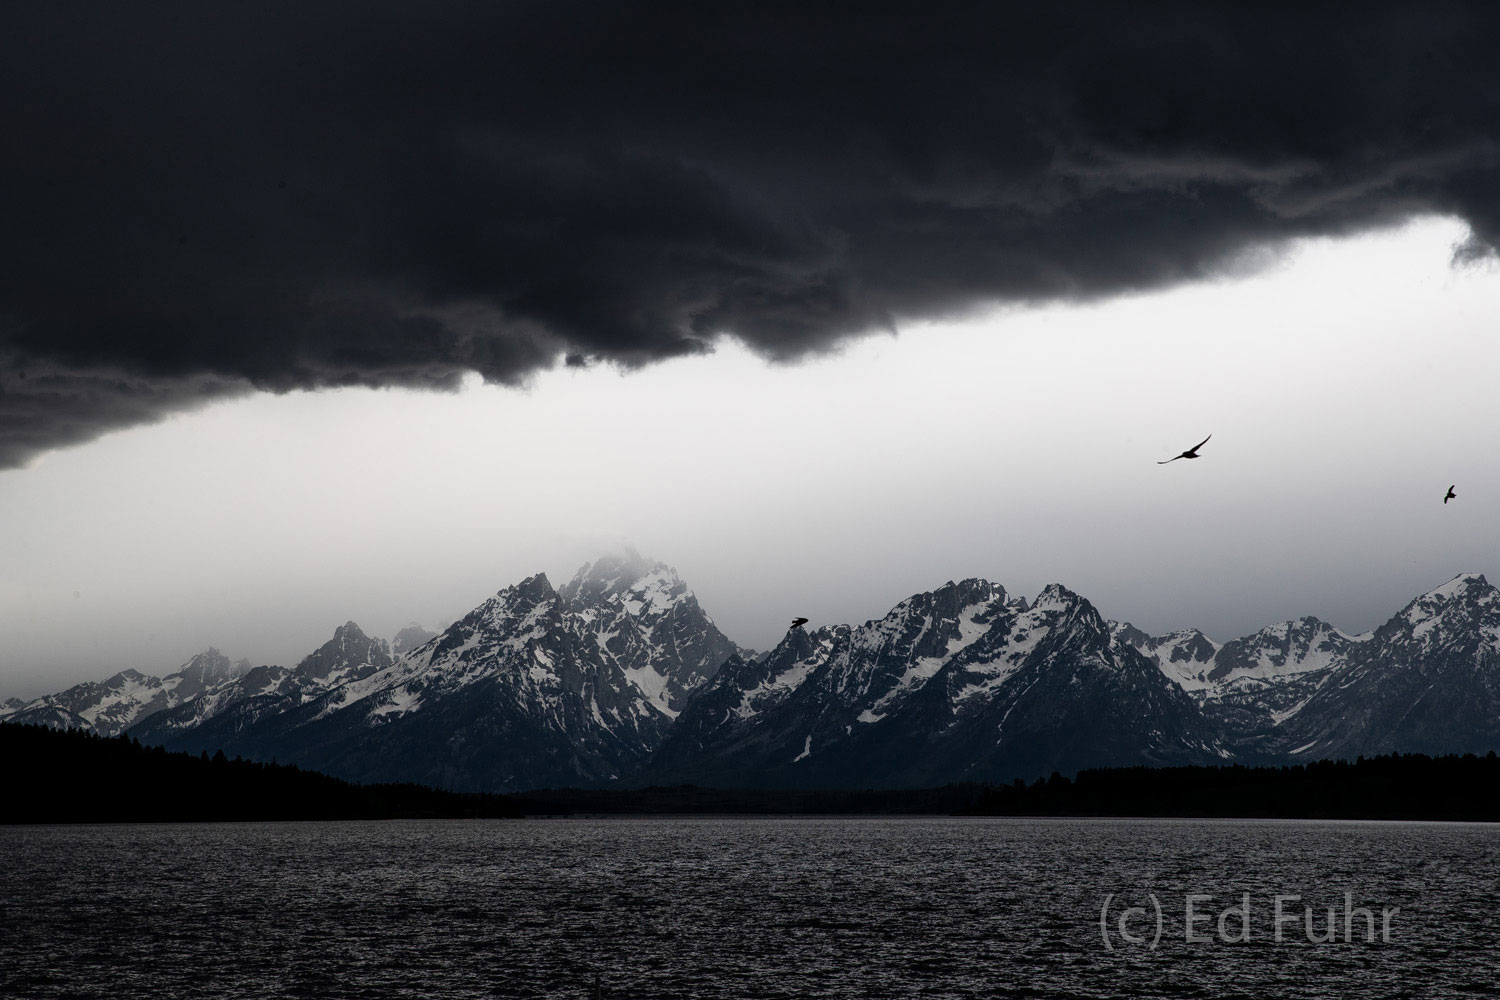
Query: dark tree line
xmin=959 ymin=753 xmax=1500 ymax=821
xmin=513 ymin=756 xmax=1500 ymax=819
xmin=0 ymin=723 xmax=523 ymax=823
xmin=6 ymin=722 xmax=1499 ymax=822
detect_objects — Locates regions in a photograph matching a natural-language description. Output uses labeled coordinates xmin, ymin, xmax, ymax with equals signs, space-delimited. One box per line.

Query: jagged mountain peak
xmin=1152 ymin=627 xmax=1219 ymax=655
xmin=1390 ymin=572 xmax=1497 ymax=629
xmin=391 ymin=623 xmax=437 ymax=655
xmin=742 ymin=578 xmax=1103 ymax=721
xmin=293 ymin=620 xmax=394 ymax=687
xmin=449 ymin=573 xmax=561 ymax=634
xmin=774 ymin=621 xmax=829 ymax=659
xmin=1246 ymin=616 xmax=1363 ymax=654
xmin=1030 ymin=582 xmax=1092 ymax=613
xmin=1116 ymin=625 xmax=1220 ymax=691
xmin=176 ymin=648 xmax=243 ymax=685
xmin=560 ymin=549 xmax=683 ymax=608
xmin=1371 ymin=570 xmax=1500 ymax=656
xmin=1403 ymin=572 xmax=1495 ymax=615
xmin=847 ymin=578 xmax=1003 ymax=646
xmin=1245 ymin=615 xmax=1347 ymax=649
xmin=513 ymin=571 xmax=556 ymax=599
xmin=942 ymin=577 xmax=1005 ymax=598
xmin=1027 ymin=583 xmax=1111 ymax=637
xmin=319 ymin=621 xmax=376 ymax=654
xmin=1262 ymin=615 xmax=1333 ymax=636
xmin=1434 ymin=570 xmax=1489 ymax=590
xmin=436 ymin=576 xmax=565 ymax=652
xmin=922 ymin=577 xmax=1006 ymax=609
xmin=741 ymin=624 xmax=837 ymax=686
xmin=564 ymin=552 xmax=741 ymax=716
xmin=1033 ymin=582 xmax=1074 ymax=603
xmin=857 ymin=578 xmax=1005 ymax=634
xmin=1205 ymin=616 xmax=1351 ymax=687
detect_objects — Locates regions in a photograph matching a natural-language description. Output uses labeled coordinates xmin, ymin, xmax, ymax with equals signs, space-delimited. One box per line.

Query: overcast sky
xmin=3 ymin=216 xmax=1497 ymax=697
xmin=5 ymin=5 xmax=1500 ymax=697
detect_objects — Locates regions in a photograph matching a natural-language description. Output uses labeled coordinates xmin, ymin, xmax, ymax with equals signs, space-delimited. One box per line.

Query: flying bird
xmin=1158 ymin=434 xmax=1212 ymax=464
xmin=789 ymin=617 xmax=809 ymax=629
xmin=1444 ymin=485 xmax=1456 ymax=504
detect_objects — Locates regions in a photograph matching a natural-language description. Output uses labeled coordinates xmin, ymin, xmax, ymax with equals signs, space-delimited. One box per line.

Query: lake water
xmin=2 ymin=817 xmax=1498 ymax=998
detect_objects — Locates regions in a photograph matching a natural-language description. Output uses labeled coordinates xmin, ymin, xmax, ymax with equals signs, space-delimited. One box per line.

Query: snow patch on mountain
xmin=866 ymin=592 xmax=998 ymax=713
xmin=793 ymin=735 xmax=812 ymax=762
xmin=734 ymin=641 xmax=827 ymax=720
xmin=368 ymin=685 xmax=423 ymax=721
xmin=953 ymin=619 xmax=1051 ymax=703
xmin=562 ymin=549 xmax=747 ymax=715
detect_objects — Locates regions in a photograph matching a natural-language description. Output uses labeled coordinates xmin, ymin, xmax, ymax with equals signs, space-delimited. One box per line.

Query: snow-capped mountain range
xmin=642 ymin=579 xmax=1222 ymax=788
xmin=2 ymin=649 xmax=250 ymax=737
xmin=4 ymin=555 xmax=1499 ymax=792
xmin=124 ymin=550 xmax=745 ymax=791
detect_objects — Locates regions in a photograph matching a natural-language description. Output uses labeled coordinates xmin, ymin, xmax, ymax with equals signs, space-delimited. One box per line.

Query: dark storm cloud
xmin=4 ymin=1 xmax=1499 ymax=467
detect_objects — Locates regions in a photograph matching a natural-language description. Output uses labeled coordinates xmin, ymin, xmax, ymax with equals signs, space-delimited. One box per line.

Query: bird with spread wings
xmin=1158 ymin=434 xmax=1212 ymax=464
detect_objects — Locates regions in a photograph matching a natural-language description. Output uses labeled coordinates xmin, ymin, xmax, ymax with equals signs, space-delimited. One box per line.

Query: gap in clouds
xmin=1 ymin=216 xmax=1497 ymax=698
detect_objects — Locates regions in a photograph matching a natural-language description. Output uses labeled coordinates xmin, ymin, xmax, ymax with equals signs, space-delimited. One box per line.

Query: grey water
xmin=3 ymin=817 xmax=1498 ymax=999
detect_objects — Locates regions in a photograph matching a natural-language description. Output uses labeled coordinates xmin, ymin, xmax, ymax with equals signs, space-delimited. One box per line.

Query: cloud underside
xmin=4 ymin=2 xmax=1499 ymax=467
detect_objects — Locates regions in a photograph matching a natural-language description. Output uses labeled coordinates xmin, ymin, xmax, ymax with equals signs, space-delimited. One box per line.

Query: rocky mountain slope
xmin=1113 ymin=573 xmax=1500 ymax=762
xmin=0 ymin=649 xmax=247 ymax=737
xmin=644 ymin=579 xmax=1224 ymax=788
xmin=130 ymin=622 xmax=397 ymax=746
xmin=137 ymin=552 xmax=748 ymax=791
xmin=1273 ymin=573 xmax=1500 ymax=759
xmin=7 ymin=562 xmax=1500 ymax=793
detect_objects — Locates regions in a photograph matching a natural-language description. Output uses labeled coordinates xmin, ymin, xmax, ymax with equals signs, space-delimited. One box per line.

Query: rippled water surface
xmin=3 ymin=817 xmax=1499 ymax=998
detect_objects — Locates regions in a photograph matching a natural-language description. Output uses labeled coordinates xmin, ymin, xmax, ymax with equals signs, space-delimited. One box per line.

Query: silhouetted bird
xmin=789 ymin=617 xmax=809 ymax=629
xmin=1158 ymin=434 xmax=1212 ymax=464
xmin=1444 ymin=485 xmax=1456 ymax=504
